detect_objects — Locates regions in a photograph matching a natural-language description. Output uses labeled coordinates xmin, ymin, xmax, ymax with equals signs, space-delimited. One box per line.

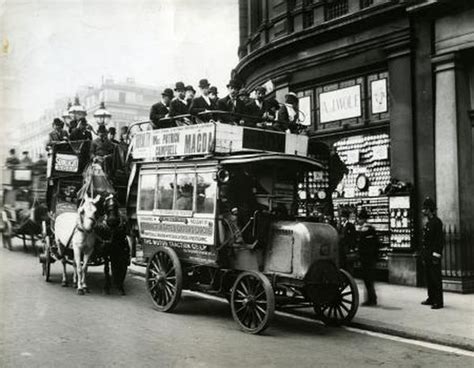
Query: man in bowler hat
xmin=247 ymin=86 xmax=277 ymax=121
xmin=190 ymin=79 xmax=216 ymax=115
xmin=169 ymin=81 xmax=189 ymax=117
xmin=217 ymin=79 xmax=241 ymax=113
xmin=357 ymin=208 xmax=379 ymax=306
xmin=185 ymin=85 xmax=196 ymax=110
xmin=150 ymin=88 xmax=174 ymax=129
xmin=209 ymin=86 xmax=219 ymax=105
xmin=421 ymin=197 xmax=444 ymax=309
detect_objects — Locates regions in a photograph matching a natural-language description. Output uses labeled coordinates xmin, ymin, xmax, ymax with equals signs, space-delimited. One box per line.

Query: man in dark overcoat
xmin=421 ymin=197 xmax=444 ymax=309
xmin=149 ymin=88 xmax=174 ymax=129
xmin=190 ymin=79 xmax=216 ymax=115
xmin=169 ymin=81 xmax=189 ymax=117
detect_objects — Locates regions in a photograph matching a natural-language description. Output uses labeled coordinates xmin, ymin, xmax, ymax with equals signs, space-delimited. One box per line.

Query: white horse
xmin=55 ymin=194 xmax=100 ymax=295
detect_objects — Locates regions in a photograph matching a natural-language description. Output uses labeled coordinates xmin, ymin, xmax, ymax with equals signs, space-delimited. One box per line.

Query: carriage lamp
xmin=68 ymin=96 xmax=87 ymax=120
xmin=94 ymin=101 xmax=112 ymax=126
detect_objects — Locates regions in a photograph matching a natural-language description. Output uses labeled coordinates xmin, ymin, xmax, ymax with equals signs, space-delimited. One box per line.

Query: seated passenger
xmin=209 ymin=86 xmax=219 ymax=106
xmin=108 ymin=127 xmax=120 ymax=144
xmin=70 ymin=118 xmax=92 ymax=141
xmin=47 ymin=118 xmax=69 ymax=147
xmin=275 ymin=92 xmax=299 ymax=133
xmin=90 ymin=125 xmax=115 ymax=176
xmin=175 ymin=183 xmax=193 ymax=211
xmin=190 ymin=79 xmax=216 ymax=115
xmin=150 ymin=88 xmax=174 ymax=129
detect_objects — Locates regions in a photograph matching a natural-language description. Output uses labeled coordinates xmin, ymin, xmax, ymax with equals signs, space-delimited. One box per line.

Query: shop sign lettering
xmin=320 ymin=85 xmax=361 ymax=123
xmin=133 ymin=123 xmax=215 ymax=159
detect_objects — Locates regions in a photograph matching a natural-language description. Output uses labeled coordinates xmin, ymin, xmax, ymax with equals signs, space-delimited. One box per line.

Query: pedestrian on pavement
xmin=421 ymin=197 xmax=444 ymax=309
xmin=5 ymin=148 xmax=20 ymax=167
xmin=338 ymin=208 xmax=357 ymax=274
xmin=149 ymin=88 xmax=174 ymax=129
xmin=357 ymin=208 xmax=378 ymax=306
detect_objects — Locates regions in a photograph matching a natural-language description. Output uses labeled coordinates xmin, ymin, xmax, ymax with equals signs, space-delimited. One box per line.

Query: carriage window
xmin=139 ymin=174 xmax=156 ymax=211
xmin=196 ymin=173 xmax=216 ymax=214
xmin=156 ymin=174 xmax=175 ymax=210
xmin=175 ymin=173 xmax=194 ymax=211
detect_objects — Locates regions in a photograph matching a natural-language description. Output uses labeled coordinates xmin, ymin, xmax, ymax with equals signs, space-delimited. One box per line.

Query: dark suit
xmin=216 ymin=95 xmax=236 ymax=112
xmin=276 ymin=104 xmax=299 ymax=132
xmin=149 ymin=102 xmax=170 ymax=128
xmin=357 ymin=224 xmax=379 ymax=304
xmin=190 ymin=96 xmax=216 ymax=115
xmin=422 ymin=216 xmax=444 ymax=306
xmin=169 ymin=98 xmax=189 ymax=117
xmin=48 ymin=129 xmax=68 ymax=146
xmin=247 ymin=99 xmax=272 ymax=118
xmin=70 ymin=127 xmax=92 ymax=141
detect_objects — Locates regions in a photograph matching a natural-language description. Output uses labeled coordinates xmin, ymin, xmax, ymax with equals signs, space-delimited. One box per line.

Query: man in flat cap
xmin=190 ymin=79 xmax=216 ymax=115
xmin=421 ymin=197 xmax=444 ymax=309
xmin=150 ymin=88 xmax=174 ymax=129
xmin=169 ymin=81 xmax=189 ymax=117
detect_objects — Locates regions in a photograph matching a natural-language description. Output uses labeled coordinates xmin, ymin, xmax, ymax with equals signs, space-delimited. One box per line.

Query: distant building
xmin=19 ymin=78 xmax=162 ymax=160
xmin=235 ymin=0 xmax=474 ymax=291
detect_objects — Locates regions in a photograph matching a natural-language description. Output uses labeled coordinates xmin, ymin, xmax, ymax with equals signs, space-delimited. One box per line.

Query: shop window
xmin=360 ymin=0 xmax=374 ymax=9
xmin=155 ymin=174 xmax=175 ymax=210
xmin=324 ymin=0 xmax=349 ymax=21
xmin=196 ymin=173 xmax=216 ymax=214
xmin=139 ymin=174 xmax=156 ymax=211
xmin=175 ymin=173 xmax=194 ymax=211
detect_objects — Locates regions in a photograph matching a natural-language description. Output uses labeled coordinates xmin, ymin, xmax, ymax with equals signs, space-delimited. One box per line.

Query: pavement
xmin=129 ymin=259 xmax=474 ymax=351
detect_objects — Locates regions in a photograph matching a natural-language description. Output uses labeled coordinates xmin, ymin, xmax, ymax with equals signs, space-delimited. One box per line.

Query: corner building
xmin=234 ymin=0 xmax=474 ymax=291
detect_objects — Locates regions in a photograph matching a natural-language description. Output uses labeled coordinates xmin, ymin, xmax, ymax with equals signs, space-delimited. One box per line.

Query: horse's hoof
xmin=77 ymin=289 xmax=85 ymax=295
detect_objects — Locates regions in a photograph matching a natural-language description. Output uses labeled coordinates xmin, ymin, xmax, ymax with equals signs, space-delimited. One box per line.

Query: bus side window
xmin=196 ymin=173 xmax=216 ymax=214
xmin=156 ymin=174 xmax=174 ymax=210
xmin=175 ymin=173 xmax=194 ymax=211
xmin=139 ymin=174 xmax=156 ymax=211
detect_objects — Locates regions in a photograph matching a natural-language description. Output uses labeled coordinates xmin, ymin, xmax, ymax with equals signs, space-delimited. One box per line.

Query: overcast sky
xmin=0 ymin=0 xmax=239 ymax=146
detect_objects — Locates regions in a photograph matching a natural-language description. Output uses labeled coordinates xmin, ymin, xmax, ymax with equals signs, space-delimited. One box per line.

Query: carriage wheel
xmin=145 ymin=247 xmax=182 ymax=312
xmin=230 ymin=271 xmax=275 ymax=334
xmin=314 ymin=269 xmax=359 ymax=326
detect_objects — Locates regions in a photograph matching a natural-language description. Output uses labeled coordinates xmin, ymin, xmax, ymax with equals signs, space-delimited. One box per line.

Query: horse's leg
xmin=73 ymin=246 xmax=84 ymax=295
xmin=104 ymin=255 xmax=111 ymax=294
xmin=22 ymin=234 xmax=27 ymax=251
xmin=81 ymin=250 xmax=92 ymax=293
xmin=61 ymin=257 xmax=68 ymax=287
xmin=31 ymin=233 xmax=38 ymax=256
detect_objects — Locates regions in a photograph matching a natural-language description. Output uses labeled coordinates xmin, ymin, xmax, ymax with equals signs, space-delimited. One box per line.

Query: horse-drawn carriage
xmin=1 ymin=163 xmax=48 ymax=252
xmin=127 ymin=113 xmax=359 ymax=334
xmin=39 ymin=140 xmax=130 ymax=294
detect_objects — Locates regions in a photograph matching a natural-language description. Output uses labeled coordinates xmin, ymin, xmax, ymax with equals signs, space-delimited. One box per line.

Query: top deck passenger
xmin=190 ymin=79 xmax=216 ymax=115
xmin=150 ymin=88 xmax=174 ymax=129
xmin=169 ymin=82 xmax=189 ymax=117
xmin=216 ymin=79 xmax=241 ymax=113
xmin=47 ymin=118 xmax=69 ymax=147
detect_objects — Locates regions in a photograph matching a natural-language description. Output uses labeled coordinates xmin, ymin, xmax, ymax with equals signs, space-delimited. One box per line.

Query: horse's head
xmin=78 ymin=194 xmax=100 ymax=232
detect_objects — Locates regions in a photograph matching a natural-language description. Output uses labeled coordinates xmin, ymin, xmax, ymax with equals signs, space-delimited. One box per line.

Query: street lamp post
xmin=93 ymin=101 xmax=112 ymax=127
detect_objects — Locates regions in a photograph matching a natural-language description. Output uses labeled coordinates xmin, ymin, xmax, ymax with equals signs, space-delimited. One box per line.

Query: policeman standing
xmin=421 ymin=197 xmax=444 ymax=309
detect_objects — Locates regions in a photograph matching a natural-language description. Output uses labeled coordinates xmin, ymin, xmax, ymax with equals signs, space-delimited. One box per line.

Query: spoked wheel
xmin=230 ymin=271 xmax=275 ymax=334
xmin=314 ymin=269 xmax=359 ymax=326
xmin=145 ymin=247 xmax=183 ymax=312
